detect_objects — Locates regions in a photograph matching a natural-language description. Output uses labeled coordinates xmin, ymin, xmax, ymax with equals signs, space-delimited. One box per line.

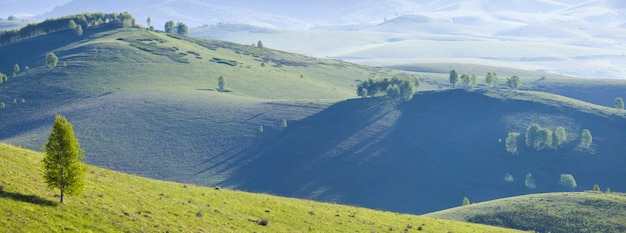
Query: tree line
xmin=356 ymin=76 xmax=419 ymax=101
xmin=505 ymin=123 xmax=592 ymax=154
xmin=449 ymin=69 xmax=521 ymax=91
xmin=0 ymin=12 xmax=136 ymax=46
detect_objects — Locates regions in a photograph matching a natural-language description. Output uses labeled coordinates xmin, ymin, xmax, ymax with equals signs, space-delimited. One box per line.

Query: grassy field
xmin=426 ymin=191 xmax=626 ymax=233
xmin=0 ymin=143 xmax=525 ymax=232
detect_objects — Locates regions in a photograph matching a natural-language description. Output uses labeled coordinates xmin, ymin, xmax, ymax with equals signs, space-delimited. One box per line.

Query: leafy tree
xmin=164 ymin=20 xmax=175 ymax=33
xmin=146 ymin=17 xmax=151 ymax=28
xmin=461 ymin=74 xmax=470 ymax=88
xmin=615 ymin=97 xmax=624 ymax=110
xmin=13 ymin=63 xmax=20 ymax=73
xmin=606 ymin=188 xmax=611 ymax=194
xmin=559 ymin=174 xmax=577 ymax=191
xmin=468 ymin=73 xmax=478 ymax=89
xmin=69 ymin=19 xmax=77 ymax=29
xmin=537 ymin=128 xmax=553 ymax=150
xmin=506 ymin=75 xmax=521 ymax=91
xmin=356 ymin=77 xmax=415 ymax=101
xmin=257 ymin=40 xmax=263 ymax=48
xmin=42 ymin=115 xmax=87 ymax=203
xmin=24 ymin=66 xmax=29 ymax=72
xmin=525 ymin=173 xmax=536 ymax=189
xmin=281 ymin=119 xmax=288 ymax=128
xmin=525 ymin=124 xmax=541 ymax=149
xmin=579 ymin=129 xmax=592 ymax=150
xmin=504 ymin=173 xmax=514 ymax=182
xmin=449 ymin=69 xmax=460 ymax=88
xmin=46 ymin=52 xmax=59 ymax=68
xmin=258 ymin=125 xmax=264 ymax=134
xmin=399 ymin=79 xmax=415 ymax=101
xmin=462 ymin=197 xmax=470 ymax=206
xmin=0 ymin=72 xmax=6 ymax=83
xmin=218 ymin=76 xmax=226 ymax=92
xmin=0 ymin=102 xmax=5 ymax=108
xmin=74 ymin=24 xmax=83 ymax=36
xmin=593 ymin=184 xmax=601 ymax=192
xmin=505 ymin=131 xmax=520 ymax=154
xmin=553 ymin=126 xmax=567 ymax=148
xmin=485 ymin=72 xmax=499 ymax=88
xmin=176 ymin=22 xmax=188 ymax=36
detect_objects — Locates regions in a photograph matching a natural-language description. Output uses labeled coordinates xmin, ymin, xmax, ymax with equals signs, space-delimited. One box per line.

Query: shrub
xmin=258 ymin=218 xmax=268 ymax=226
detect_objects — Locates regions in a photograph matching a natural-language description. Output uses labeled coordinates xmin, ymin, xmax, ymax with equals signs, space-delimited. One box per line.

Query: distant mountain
xmin=0 ymin=0 xmax=70 ymax=18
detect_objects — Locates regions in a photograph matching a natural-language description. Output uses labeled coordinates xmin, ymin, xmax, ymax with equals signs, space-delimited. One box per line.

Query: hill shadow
xmin=0 ymin=190 xmax=58 ymax=206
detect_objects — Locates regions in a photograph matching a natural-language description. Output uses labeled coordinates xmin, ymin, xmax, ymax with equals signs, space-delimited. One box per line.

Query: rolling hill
xmin=426 ymin=192 xmax=626 ymax=233
xmin=0 ymin=143 xmax=526 ymax=232
xmin=2 ymin=17 xmax=626 ymax=216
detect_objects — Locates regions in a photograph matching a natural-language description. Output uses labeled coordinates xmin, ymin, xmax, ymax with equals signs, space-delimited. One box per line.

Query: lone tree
xmin=46 ymin=52 xmax=59 ymax=68
xmin=217 ymin=76 xmax=226 ymax=92
xmin=449 ymin=69 xmax=460 ymax=88
xmin=13 ymin=63 xmax=20 ymax=73
xmin=257 ymin=40 xmax=264 ymax=48
xmin=615 ymin=97 xmax=624 ymax=110
xmin=525 ymin=173 xmax=536 ymax=189
xmin=579 ymin=129 xmax=592 ymax=150
xmin=462 ymin=197 xmax=470 ymax=206
xmin=42 ymin=115 xmax=87 ymax=203
xmin=559 ymin=174 xmax=577 ymax=191
xmin=505 ymin=131 xmax=520 ymax=154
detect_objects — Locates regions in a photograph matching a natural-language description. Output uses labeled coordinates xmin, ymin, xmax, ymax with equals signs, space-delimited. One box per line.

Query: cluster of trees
xmin=449 ymin=70 xmax=521 ymax=91
xmin=164 ymin=21 xmax=188 ymax=36
xmin=356 ymin=76 xmax=418 ymax=101
xmin=0 ymin=12 xmax=136 ymax=45
xmin=615 ymin=97 xmax=624 ymax=110
xmin=505 ymin=124 xmax=592 ymax=154
xmin=520 ymin=173 xmax=577 ymax=190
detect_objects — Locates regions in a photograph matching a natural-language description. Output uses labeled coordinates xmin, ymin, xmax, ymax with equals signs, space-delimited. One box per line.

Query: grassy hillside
xmin=220 ymin=89 xmax=626 ymax=214
xmin=0 ymin=25 xmax=419 ymax=185
xmin=0 ymin=143 xmax=525 ymax=232
xmin=426 ymin=192 xmax=626 ymax=233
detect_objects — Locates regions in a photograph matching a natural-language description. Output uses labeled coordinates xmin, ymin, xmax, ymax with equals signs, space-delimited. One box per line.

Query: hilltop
xmin=0 ymin=143 xmax=526 ymax=232
xmin=426 ymin=192 xmax=626 ymax=233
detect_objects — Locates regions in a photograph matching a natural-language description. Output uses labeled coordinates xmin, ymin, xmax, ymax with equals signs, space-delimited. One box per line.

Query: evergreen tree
xmin=615 ymin=97 xmax=624 ymax=110
xmin=257 ymin=40 xmax=264 ymax=48
xmin=42 ymin=115 xmax=87 ymax=203
xmin=281 ymin=119 xmax=288 ymax=128
xmin=46 ymin=52 xmax=59 ymax=68
xmin=485 ymin=72 xmax=498 ymax=88
xmin=462 ymin=197 xmax=470 ymax=206
xmin=13 ymin=63 xmax=19 ymax=73
xmin=593 ymin=184 xmax=601 ymax=192
xmin=525 ymin=173 xmax=536 ymax=189
xmin=449 ymin=69 xmax=460 ymax=88
xmin=559 ymin=174 xmax=577 ymax=191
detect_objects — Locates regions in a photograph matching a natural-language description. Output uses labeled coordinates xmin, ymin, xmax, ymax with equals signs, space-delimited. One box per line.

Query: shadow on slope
xmin=222 ymin=90 xmax=626 ymax=214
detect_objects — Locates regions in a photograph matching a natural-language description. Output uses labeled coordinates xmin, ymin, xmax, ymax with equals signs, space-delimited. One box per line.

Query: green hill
xmin=220 ymin=89 xmax=626 ymax=214
xmin=426 ymin=192 xmax=626 ymax=233
xmin=3 ymin=16 xmax=626 ymax=216
xmin=0 ymin=143 xmax=525 ymax=232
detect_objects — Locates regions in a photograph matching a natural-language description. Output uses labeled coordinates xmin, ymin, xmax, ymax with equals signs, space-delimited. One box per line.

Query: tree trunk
xmin=60 ymin=186 xmax=64 ymax=204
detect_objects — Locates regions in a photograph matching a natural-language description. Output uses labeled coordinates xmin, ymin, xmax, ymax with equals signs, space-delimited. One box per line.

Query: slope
xmin=0 ymin=143 xmax=526 ymax=232
xmin=426 ymin=192 xmax=626 ymax=233
xmin=0 ymin=24 xmax=415 ymax=185
xmin=220 ymin=89 xmax=626 ymax=214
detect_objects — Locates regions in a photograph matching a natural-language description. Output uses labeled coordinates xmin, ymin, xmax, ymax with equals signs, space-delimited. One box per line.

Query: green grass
xmin=0 ymin=143 xmax=525 ymax=232
xmin=426 ymin=192 xmax=626 ymax=233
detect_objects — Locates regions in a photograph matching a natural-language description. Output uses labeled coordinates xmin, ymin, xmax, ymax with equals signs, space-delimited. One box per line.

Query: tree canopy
xmin=505 ymin=132 xmax=520 ymax=154
xmin=615 ymin=97 xmax=624 ymax=110
xmin=579 ymin=129 xmax=592 ymax=150
xmin=559 ymin=174 xmax=577 ymax=190
xmin=176 ymin=22 xmax=188 ymax=36
xmin=42 ymin=115 xmax=87 ymax=203
xmin=164 ymin=21 xmax=175 ymax=33
xmin=46 ymin=52 xmax=59 ymax=69
xmin=485 ymin=72 xmax=498 ymax=88
xmin=506 ymin=75 xmax=521 ymax=91
xmin=449 ymin=69 xmax=460 ymax=88
xmin=356 ymin=76 xmax=417 ymax=101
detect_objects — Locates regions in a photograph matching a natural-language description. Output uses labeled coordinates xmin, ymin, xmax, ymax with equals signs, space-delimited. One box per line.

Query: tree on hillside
xmin=0 ymin=72 xmax=7 ymax=83
xmin=146 ymin=17 xmax=151 ymax=28
xmin=468 ymin=73 xmax=478 ymax=89
xmin=281 ymin=119 xmax=288 ymax=128
xmin=13 ymin=63 xmax=20 ymax=73
xmin=462 ymin=197 xmax=470 ymax=206
xmin=615 ymin=97 xmax=624 ymax=110
xmin=559 ymin=174 xmax=577 ymax=191
xmin=525 ymin=124 xmax=541 ymax=149
xmin=257 ymin=40 xmax=264 ymax=48
xmin=593 ymin=184 xmax=601 ymax=192
xmin=579 ymin=129 xmax=592 ymax=150
xmin=537 ymin=128 xmax=553 ymax=150
xmin=42 ymin=115 xmax=87 ymax=204
xmin=504 ymin=173 xmax=514 ymax=182
xmin=164 ymin=20 xmax=175 ymax=33
xmin=449 ymin=69 xmax=460 ymax=88
xmin=176 ymin=22 xmax=188 ymax=36
xmin=505 ymin=131 xmax=520 ymax=154
xmin=217 ymin=76 xmax=226 ymax=92
xmin=74 ymin=24 xmax=83 ymax=36
xmin=485 ymin=72 xmax=498 ymax=88
xmin=553 ymin=126 xmax=567 ymax=148
xmin=461 ymin=74 xmax=470 ymax=88
xmin=46 ymin=52 xmax=58 ymax=69
xmin=506 ymin=75 xmax=521 ymax=91
xmin=525 ymin=173 xmax=536 ymax=189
